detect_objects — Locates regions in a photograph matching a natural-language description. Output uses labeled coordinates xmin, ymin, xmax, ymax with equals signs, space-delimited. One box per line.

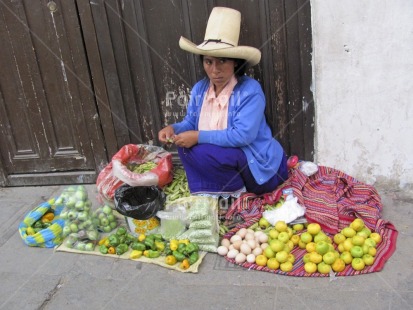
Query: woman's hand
xmin=158 ymin=125 xmax=175 ymax=143
xmin=173 ymin=130 xmax=199 ymax=148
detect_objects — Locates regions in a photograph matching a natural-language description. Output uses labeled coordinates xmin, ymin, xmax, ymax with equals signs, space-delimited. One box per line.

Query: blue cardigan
xmin=172 ymin=75 xmax=284 ymax=185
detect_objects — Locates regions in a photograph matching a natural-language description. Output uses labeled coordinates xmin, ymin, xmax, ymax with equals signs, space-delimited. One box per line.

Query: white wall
xmin=311 ymin=0 xmax=413 ymax=189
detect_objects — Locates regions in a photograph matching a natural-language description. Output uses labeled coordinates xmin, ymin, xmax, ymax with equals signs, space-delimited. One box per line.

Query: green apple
xmin=352 ymin=235 xmax=365 ymax=246
xmin=65 ymin=196 xmax=77 ymax=209
xmin=340 ymin=251 xmax=353 ymax=264
xmin=317 ymin=262 xmax=331 ymax=274
xmin=103 ymin=205 xmax=113 ymax=214
xmin=75 ymin=201 xmax=85 ymax=210
xmin=264 ymin=246 xmax=275 ymax=258
xmin=84 ymin=242 xmax=95 ymax=251
xmin=292 ymin=223 xmax=304 ymax=231
xmin=77 ymin=211 xmax=88 ymax=222
xmin=350 ymin=245 xmax=364 ymax=258
xmin=333 ymin=233 xmax=346 ymax=245
xmin=269 ymin=239 xmax=285 ymax=252
xmin=362 ymin=254 xmax=375 ymax=266
xmin=342 ymin=227 xmax=356 ymax=238
xmin=303 ymin=253 xmax=312 ymax=264
xmin=275 ymin=250 xmax=288 ymax=263
xmin=67 ymin=210 xmax=78 ymax=221
xmin=259 ymin=217 xmax=270 ymax=229
xmin=75 ymin=190 xmax=88 ymax=202
xmin=314 ymin=232 xmax=329 ymax=243
xmin=300 ymin=232 xmax=313 ymax=244
xmin=364 ymin=238 xmax=377 ymax=248
xmin=315 ymin=241 xmax=330 ymax=255
xmin=268 ymin=229 xmax=279 ymax=239
xmin=323 ymin=252 xmax=337 ymax=265
xmin=351 ymin=257 xmax=365 ymax=271
xmin=277 ymin=231 xmax=290 ymax=243
xmin=62 ymin=226 xmax=72 ymax=237
xmin=69 ymin=223 xmax=79 ymax=233
xmin=103 ymin=225 xmax=112 ymax=233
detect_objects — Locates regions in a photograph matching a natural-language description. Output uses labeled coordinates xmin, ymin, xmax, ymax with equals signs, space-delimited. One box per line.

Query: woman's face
xmin=202 ymin=56 xmax=236 ymax=93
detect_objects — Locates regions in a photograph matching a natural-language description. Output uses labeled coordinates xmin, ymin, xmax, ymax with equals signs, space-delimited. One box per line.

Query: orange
xmin=331 ymin=258 xmax=346 ymax=272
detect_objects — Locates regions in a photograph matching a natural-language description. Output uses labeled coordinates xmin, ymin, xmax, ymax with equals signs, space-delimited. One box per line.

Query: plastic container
xmin=156 ymin=210 xmax=186 ymax=240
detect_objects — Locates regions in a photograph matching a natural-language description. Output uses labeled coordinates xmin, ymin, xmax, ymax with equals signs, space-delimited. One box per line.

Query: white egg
xmin=230 ymin=234 xmax=242 ymax=243
xmin=247 ymin=239 xmax=256 ymax=250
xmin=217 ymin=246 xmax=229 ymax=256
xmin=260 ymin=242 xmax=269 ymax=250
xmin=232 ymin=240 xmax=243 ymax=250
xmin=240 ymin=243 xmax=252 ymax=255
xmin=235 ymin=252 xmax=246 ymax=264
xmin=258 ymin=233 xmax=269 ymax=244
xmin=254 ymin=230 xmax=263 ymax=237
xmin=228 ymin=244 xmax=235 ymax=251
xmin=246 ymin=253 xmax=256 ymax=263
xmin=246 ymin=228 xmax=255 ymax=234
xmin=227 ymin=249 xmax=239 ymax=259
xmin=252 ymin=247 xmax=263 ymax=256
xmin=236 ymin=228 xmax=248 ymax=239
xmin=245 ymin=233 xmax=255 ymax=241
xmin=221 ymin=238 xmax=231 ymax=248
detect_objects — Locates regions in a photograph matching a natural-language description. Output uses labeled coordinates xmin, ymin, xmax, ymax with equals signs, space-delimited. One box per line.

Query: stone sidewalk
xmin=0 ymin=184 xmax=412 ymax=310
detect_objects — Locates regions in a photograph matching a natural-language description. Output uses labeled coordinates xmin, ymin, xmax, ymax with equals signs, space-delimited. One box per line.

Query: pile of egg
xmin=217 ymin=227 xmax=269 ymax=264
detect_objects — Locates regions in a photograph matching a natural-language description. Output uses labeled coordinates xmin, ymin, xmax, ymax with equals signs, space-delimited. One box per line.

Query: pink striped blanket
xmin=224 ymin=166 xmax=398 ymax=276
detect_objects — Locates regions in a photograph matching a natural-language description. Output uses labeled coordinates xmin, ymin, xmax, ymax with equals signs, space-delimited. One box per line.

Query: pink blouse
xmin=198 ymin=76 xmax=238 ymax=130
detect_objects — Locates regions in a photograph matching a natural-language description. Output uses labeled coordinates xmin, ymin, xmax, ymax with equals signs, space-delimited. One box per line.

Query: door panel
xmin=0 ymin=0 xmax=106 ymax=186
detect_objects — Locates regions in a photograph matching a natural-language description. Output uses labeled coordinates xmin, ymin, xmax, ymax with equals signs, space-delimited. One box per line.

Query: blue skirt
xmin=177 ymin=144 xmax=288 ymax=195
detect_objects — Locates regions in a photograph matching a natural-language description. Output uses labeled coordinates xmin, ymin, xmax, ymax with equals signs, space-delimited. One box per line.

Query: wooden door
xmin=0 ymin=0 xmax=107 ymax=186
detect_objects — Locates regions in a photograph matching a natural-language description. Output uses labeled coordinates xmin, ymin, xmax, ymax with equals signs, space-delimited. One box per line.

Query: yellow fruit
xmin=333 ymin=233 xmax=346 ymax=245
xmin=292 ymin=223 xmax=304 ymax=231
xmin=129 ymin=250 xmax=143 ymax=259
xmin=351 ymin=257 xmax=365 ymax=271
xmin=266 ymin=258 xmax=280 ymax=270
xmin=352 ymin=235 xmax=366 ymax=246
xmin=290 ymin=234 xmax=300 ymax=245
xmin=303 ymin=253 xmax=312 ymax=264
xmin=350 ymin=218 xmax=365 ymax=232
xmin=368 ymin=247 xmax=377 ymax=257
xmin=331 ymin=258 xmax=346 ymax=272
xmin=280 ymin=261 xmax=293 ymax=272
xmin=255 ymin=255 xmax=268 ymax=267
xmin=317 ymin=262 xmax=331 ymax=274
xmin=304 ymin=262 xmax=317 ymax=274
xmin=275 ymin=221 xmax=288 ymax=233
xmin=165 ymin=255 xmax=177 ymax=265
xmin=369 ymin=232 xmax=382 ymax=244
xmin=342 ymin=227 xmax=356 ymax=238
xmin=305 ymin=242 xmax=317 ymax=253
xmin=138 ymin=234 xmax=146 ymax=242
xmin=309 ymin=252 xmax=323 ymax=264
xmin=307 ymin=223 xmax=321 ymax=235
xmin=342 ymin=238 xmax=353 ymax=251
xmin=287 ymin=253 xmax=295 ymax=264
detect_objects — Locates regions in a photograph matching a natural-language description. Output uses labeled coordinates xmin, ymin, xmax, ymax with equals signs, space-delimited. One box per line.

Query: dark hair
xmin=200 ymin=55 xmax=247 ymax=77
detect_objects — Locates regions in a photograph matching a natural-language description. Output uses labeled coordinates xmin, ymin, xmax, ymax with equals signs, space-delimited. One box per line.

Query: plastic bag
xmin=58 ymin=185 xmax=100 ymax=251
xmin=262 ymin=194 xmax=306 ymax=225
xmin=96 ymin=144 xmax=173 ymax=202
xmin=18 ymin=200 xmax=65 ymax=248
xmin=114 ymin=185 xmax=165 ymax=220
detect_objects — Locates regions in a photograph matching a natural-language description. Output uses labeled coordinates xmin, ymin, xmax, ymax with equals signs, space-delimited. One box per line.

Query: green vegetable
xmin=172 ymin=250 xmax=186 ymax=262
xmin=116 ymin=227 xmax=127 ymax=236
xmin=99 ymin=244 xmax=108 ymax=254
xmin=108 ymin=234 xmax=120 ymax=247
xmin=152 ymin=234 xmax=163 ymax=241
xmin=188 ymin=251 xmax=199 ymax=265
xmin=116 ymin=243 xmax=129 ymax=255
xmin=131 ymin=242 xmax=146 ymax=251
xmin=144 ymin=238 xmax=155 ymax=250
xmin=154 ymin=240 xmax=166 ymax=252
xmin=185 ymin=243 xmax=199 ymax=255
xmin=145 ymin=250 xmax=161 ymax=258
xmin=177 ymin=243 xmax=187 ymax=254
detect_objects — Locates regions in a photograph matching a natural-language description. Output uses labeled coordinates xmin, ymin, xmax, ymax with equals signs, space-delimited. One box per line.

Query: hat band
xmin=201 ymin=39 xmax=235 ymax=47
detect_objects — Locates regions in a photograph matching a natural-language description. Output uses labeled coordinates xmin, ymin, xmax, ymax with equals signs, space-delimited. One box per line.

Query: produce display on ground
xmin=19 ymin=153 xmax=398 ymax=277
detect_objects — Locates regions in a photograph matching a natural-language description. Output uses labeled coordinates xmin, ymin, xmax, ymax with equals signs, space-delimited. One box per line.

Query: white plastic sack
xmin=262 ymin=195 xmax=306 ymax=225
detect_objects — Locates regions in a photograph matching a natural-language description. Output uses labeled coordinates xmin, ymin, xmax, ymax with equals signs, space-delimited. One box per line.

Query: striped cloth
xmin=224 ymin=165 xmax=398 ymax=276
xmin=18 ymin=201 xmax=65 ymax=248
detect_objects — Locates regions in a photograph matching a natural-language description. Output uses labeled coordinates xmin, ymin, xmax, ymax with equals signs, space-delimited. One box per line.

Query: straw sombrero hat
xmin=179 ymin=7 xmax=261 ymax=67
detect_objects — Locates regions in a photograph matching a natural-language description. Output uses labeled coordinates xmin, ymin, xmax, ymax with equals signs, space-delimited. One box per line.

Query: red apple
xmin=287 ymin=155 xmax=299 ymax=169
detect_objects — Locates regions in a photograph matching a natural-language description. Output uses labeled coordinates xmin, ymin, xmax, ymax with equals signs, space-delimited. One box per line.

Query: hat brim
xmin=179 ymin=36 xmax=261 ymax=67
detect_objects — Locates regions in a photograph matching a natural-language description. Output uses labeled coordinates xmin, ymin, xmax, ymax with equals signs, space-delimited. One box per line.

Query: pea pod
xmin=172 ymin=250 xmax=186 ymax=262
